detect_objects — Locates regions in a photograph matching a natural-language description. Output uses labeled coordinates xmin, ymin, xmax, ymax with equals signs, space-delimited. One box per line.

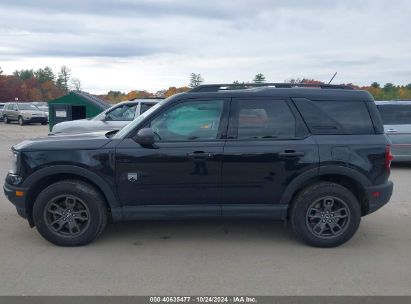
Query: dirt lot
xmin=0 ymin=123 xmax=410 ymax=295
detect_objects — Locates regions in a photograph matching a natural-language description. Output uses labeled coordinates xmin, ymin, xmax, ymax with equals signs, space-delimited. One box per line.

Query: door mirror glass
xmin=134 ymin=128 xmax=155 ymax=146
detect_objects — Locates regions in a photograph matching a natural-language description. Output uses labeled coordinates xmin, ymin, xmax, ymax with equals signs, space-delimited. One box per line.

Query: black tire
xmin=4 ymin=115 xmax=9 ymax=124
xmin=18 ymin=116 xmax=25 ymax=126
xmin=290 ymin=182 xmax=361 ymax=248
xmin=33 ymin=180 xmax=108 ymax=246
xmin=41 ymin=122 xmax=47 ymax=125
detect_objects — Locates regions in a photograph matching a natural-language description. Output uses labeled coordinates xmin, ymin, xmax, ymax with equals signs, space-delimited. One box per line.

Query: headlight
xmin=9 ymin=151 xmax=19 ymax=174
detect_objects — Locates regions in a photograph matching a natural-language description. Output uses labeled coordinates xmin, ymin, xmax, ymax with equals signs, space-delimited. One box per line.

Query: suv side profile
xmin=3 ymin=84 xmax=393 ymax=247
xmin=51 ymin=99 xmax=163 ymax=134
xmin=3 ymin=102 xmax=48 ymax=125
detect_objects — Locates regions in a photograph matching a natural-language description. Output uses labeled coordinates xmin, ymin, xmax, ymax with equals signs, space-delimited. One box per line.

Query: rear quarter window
xmin=293 ymin=98 xmax=375 ymax=135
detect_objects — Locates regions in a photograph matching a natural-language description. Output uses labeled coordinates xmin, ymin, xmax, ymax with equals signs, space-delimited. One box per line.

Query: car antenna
xmin=328 ymin=72 xmax=337 ymax=84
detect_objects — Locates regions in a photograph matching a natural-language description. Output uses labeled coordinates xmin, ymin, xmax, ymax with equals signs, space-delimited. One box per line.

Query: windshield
xmin=113 ymin=100 xmax=165 ymax=139
xmin=18 ymin=103 xmax=40 ymax=111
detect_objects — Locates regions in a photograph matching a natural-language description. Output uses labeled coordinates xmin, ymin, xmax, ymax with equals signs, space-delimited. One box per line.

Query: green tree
xmin=253 ymin=73 xmax=266 ymax=84
xmin=189 ymin=73 xmax=204 ymax=88
xmin=57 ymin=66 xmax=71 ymax=93
xmin=405 ymin=83 xmax=411 ymax=90
xmin=383 ymin=83 xmax=395 ymax=91
xmin=13 ymin=69 xmax=34 ymax=80
xmin=35 ymin=66 xmax=55 ymax=83
xmin=371 ymin=82 xmax=380 ymax=88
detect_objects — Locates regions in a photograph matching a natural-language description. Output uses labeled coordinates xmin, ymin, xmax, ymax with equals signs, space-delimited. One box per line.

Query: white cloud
xmin=0 ymin=0 xmax=410 ymax=93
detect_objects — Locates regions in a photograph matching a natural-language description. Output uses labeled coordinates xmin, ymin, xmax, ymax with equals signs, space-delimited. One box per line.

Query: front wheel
xmin=33 ymin=180 xmax=108 ymax=246
xmin=18 ymin=116 xmax=25 ymax=126
xmin=290 ymin=182 xmax=361 ymax=248
xmin=4 ymin=115 xmax=9 ymax=124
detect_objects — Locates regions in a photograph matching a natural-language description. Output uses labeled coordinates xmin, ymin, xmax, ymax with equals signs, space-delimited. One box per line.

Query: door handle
xmin=187 ymin=151 xmax=214 ymax=158
xmin=279 ymin=150 xmax=305 ymax=158
xmin=386 ymin=129 xmax=398 ymax=133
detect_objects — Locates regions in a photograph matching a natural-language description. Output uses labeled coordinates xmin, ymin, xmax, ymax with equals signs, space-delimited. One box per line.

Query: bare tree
xmin=71 ymin=78 xmax=82 ymax=91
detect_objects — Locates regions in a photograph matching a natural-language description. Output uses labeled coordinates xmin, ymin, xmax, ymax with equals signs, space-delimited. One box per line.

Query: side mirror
xmin=134 ymin=128 xmax=156 ymax=147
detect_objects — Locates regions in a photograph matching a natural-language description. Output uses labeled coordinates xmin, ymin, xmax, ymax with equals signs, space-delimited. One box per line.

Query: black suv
xmin=3 ymin=83 xmax=393 ymax=247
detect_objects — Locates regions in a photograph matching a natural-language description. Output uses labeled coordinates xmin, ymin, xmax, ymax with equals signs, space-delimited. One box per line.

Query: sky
xmin=0 ymin=0 xmax=410 ymax=94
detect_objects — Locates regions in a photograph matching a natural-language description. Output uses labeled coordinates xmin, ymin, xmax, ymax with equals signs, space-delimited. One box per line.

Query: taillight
xmin=385 ymin=145 xmax=394 ymax=173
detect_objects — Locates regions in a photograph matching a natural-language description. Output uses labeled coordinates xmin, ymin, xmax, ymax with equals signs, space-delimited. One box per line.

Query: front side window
xmin=149 ymin=100 xmax=224 ymax=141
xmin=106 ymin=104 xmax=137 ymax=121
xmin=232 ymin=99 xmax=296 ymax=139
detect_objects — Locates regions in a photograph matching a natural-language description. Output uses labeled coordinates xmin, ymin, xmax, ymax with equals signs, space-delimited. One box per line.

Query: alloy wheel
xmin=44 ymin=195 xmax=91 ymax=238
xmin=305 ymin=196 xmax=351 ymax=239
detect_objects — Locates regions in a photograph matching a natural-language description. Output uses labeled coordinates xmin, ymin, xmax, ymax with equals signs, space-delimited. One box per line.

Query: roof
xmin=71 ymin=91 xmax=110 ymax=109
xmin=176 ymin=85 xmax=374 ymax=102
xmin=375 ymin=100 xmax=411 ymax=105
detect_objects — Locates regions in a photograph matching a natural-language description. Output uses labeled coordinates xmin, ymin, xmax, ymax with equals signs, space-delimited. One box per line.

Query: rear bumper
xmin=3 ymin=182 xmax=28 ymax=219
xmin=364 ymin=181 xmax=393 ymax=215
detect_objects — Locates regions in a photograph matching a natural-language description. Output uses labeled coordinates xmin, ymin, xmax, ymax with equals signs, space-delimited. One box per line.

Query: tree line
xmin=0 ymin=66 xmax=81 ymax=102
xmin=1 ymin=68 xmax=410 ymax=103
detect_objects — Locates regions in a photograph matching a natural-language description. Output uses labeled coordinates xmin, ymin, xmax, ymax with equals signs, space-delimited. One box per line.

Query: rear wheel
xmin=290 ymin=182 xmax=361 ymax=247
xmin=18 ymin=116 xmax=25 ymax=126
xmin=4 ymin=115 xmax=9 ymax=124
xmin=33 ymin=180 xmax=108 ymax=246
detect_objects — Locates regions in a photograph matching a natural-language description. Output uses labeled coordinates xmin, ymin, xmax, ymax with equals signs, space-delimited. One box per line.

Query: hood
xmin=13 ymin=131 xmax=112 ymax=152
xmin=52 ymin=119 xmax=89 ymax=132
xmin=20 ymin=110 xmax=46 ymax=115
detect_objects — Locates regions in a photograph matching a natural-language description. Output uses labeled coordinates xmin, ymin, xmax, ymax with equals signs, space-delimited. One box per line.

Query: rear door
xmin=221 ymin=98 xmax=319 ymax=215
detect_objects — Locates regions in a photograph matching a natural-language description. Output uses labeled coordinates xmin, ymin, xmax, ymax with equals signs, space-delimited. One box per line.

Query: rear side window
xmin=231 ymin=99 xmax=296 ymax=139
xmin=377 ymin=105 xmax=411 ymax=125
xmin=293 ymin=98 xmax=375 ymax=134
xmin=140 ymin=103 xmax=155 ymax=114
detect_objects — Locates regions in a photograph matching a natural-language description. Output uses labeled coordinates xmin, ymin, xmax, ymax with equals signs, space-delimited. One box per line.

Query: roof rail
xmin=189 ymin=83 xmax=353 ymax=92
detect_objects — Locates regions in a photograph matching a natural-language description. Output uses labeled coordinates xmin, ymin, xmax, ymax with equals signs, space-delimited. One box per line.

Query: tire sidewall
xmin=33 ymin=181 xmax=106 ymax=246
xmin=291 ymin=183 xmax=361 ymax=248
xmin=4 ymin=115 xmax=8 ymax=123
xmin=18 ymin=116 xmax=24 ymax=126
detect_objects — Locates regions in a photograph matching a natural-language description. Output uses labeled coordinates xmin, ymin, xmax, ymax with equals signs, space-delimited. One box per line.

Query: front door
xmin=115 ymin=98 xmax=229 ymax=211
xmin=221 ymin=98 xmax=319 ymax=215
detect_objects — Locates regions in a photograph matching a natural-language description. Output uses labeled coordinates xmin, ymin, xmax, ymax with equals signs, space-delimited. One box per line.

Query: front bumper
xmin=364 ymin=181 xmax=393 ymax=215
xmin=3 ymin=182 xmax=28 ymax=219
xmin=24 ymin=116 xmax=47 ymax=123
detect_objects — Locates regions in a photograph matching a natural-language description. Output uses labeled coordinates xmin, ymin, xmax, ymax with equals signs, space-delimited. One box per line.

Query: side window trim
xmin=143 ymin=98 xmax=230 ymax=142
xmin=227 ymin=97 xmax=307 ymax=141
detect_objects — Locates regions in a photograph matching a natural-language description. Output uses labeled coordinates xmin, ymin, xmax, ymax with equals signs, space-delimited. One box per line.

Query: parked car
xmin=376 ymin=100 xmax=411 ymax=162
xmin=51 ymin=99 xmax=162 ymax=134
xmin=0 ymin=103 xmax=5 ymax=121
xmin=2 ymin=102 xmax=48 ymax=125
xmin=4 ymin=83 xmax=393 ymax=247
xmin=32 ymin=102 xmax=49 ymax=121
